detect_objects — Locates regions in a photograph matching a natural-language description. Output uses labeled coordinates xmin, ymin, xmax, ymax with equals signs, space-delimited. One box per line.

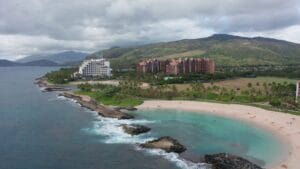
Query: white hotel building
xmin=78 ymin=58 xmax=112 ymax=77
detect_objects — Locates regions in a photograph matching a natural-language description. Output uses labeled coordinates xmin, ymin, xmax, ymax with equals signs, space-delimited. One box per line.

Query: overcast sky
xmin=0 ymin=0 xmax=300 ymax=60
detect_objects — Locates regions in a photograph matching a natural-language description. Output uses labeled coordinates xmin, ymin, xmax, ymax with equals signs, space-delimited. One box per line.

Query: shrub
xmin=269 ymin=99 xmax=281 ymax=107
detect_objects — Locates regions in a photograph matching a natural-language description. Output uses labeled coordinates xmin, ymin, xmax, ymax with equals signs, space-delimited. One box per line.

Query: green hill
xmin=87 ymin=34 xmax=300 ymax=69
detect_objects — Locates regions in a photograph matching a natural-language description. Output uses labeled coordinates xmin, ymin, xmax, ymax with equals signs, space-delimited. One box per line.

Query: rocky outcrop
xmin=122 ymin=124 xmax=151 ymax=135
xmin=35 ymin=77 xmax=69 ymax=92
xmin=114 ymin=106 xmax=138 ymax=112
xmin=125 ymin=107 xmax=138 ymax=111
xmin=204 ymin=153 xmax=263 ymax=169
xmin=140 ymin=136 xmax=186 ymax=153
xmin=60 ymin=92 xmax=134 ymax=119
xmin=35 ymin=77 xmax=48 ymax=88
xmin=43 ymin=87 xmax=69 ymax=92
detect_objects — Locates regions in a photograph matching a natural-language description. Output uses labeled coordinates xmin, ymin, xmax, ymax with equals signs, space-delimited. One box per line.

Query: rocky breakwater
xmin=60 ymin=92 xmax=134 ymax=119
xmin=122 ymin=124 xmax=151 ymax=135
xmin=140 ymin=136 xmax=186 ymax=153
xmin=204 ymin=153 xmax=263 ymax=169
xmin=35 ymin=77 xmax=69 ymax=92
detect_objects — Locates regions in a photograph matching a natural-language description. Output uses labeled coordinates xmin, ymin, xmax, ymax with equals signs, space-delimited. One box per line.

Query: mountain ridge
xmin=17 ymin=51 xmax=88 ymax=64
xmin=87 ymin=34 xmax=300 ymax=69
xmin=0 ymin=59 xmax=59 ymax=67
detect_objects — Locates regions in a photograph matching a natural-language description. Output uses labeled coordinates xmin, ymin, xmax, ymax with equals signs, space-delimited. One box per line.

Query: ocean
xmin=0 ymin=67 xmax=284 ymax=169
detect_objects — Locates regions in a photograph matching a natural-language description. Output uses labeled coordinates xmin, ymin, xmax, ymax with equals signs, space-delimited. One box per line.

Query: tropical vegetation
xmin=45 ymin=68 xmax=77 ymax=84
xmin=75 ymin=79 xmax=300 ymax=114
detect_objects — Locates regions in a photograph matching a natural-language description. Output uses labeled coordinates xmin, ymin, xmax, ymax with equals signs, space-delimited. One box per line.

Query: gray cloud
xmin=0 ymin=0 xmax=299 ymax=60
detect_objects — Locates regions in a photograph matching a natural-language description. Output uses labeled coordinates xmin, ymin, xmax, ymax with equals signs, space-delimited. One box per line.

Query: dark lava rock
xmin=125 ymin=107 xmax=138 ymax=111
xmin=114 ymin=106 xmax=138 ymax=111
xmin=60 ymin=92 xmax=134 ymax=120
xmin=122 ymin=124 xmax=151 ymax=135
xmin=204 ymin=153 xmax=263 ymax=169
xmin=140 ymin=136 xmax=186 ymax=153
xmin=43 ymin=87 xmax=68 ymax=92
xmin=180 ymin=152 xmax=205 ymax=163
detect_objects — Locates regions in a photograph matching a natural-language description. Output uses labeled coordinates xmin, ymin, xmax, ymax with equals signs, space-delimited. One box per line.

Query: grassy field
xmin=75 ymin=91 xmax=143 ymax=107
xmin=171 ymin=76 xmax=298 ymax=92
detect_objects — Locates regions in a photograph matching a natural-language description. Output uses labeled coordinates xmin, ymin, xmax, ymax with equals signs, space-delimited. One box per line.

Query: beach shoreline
xmin=37 ymin=76 xmax=299 ymax=169
xmin=137 ymin=100 xmax=300 ymax=169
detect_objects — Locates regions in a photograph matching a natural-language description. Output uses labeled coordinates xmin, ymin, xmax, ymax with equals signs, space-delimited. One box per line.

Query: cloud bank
xmin=0 ymin=0 xmax=300 ymax=59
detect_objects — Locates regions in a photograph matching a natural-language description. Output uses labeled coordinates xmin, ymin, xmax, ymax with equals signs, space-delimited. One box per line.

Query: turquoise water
xmin=131 ymin=109 xmax=284 ymax=166
xmin=0 ymin=67 xmax=284 ymax=169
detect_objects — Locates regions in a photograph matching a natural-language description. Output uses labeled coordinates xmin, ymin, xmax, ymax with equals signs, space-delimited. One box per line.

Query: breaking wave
xmin=58 ymin=94 xmax=209 ymax=169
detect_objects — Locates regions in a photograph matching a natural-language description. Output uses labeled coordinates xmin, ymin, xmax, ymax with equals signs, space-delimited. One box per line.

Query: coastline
xmin=59 ymin=92 xmax=134 ymax=119
xmin=37 ymin=77 xmax=299 ymax=168
xmin=137 ymin=100 xmax=300 ymax=169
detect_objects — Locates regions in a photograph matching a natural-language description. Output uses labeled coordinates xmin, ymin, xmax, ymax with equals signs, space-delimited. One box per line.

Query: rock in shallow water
xmin=140 ymin=136 xmax=186 ymax=153
xmin=204 ymin=153 xmax=263 ymax=169
xmin=122 ymin=124 xmax=151 ymax=135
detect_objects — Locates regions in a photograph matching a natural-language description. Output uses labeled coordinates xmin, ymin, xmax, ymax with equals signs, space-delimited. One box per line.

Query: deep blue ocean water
xmin=0 ymin=67 xmax=284 ymax=169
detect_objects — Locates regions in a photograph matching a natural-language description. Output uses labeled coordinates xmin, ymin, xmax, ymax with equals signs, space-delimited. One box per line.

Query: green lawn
xmin=75 ymin=91 xmax=143 ymax=107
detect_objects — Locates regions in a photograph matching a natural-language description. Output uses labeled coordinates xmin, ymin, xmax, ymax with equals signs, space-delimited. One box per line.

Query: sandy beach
xmin=137 ymin=100 xmax=300 ymax=169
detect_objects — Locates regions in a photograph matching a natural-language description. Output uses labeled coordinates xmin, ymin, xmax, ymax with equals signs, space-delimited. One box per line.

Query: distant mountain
xmin=0 ymin=59 xmax=21 ymax=67
xmin=22 ymin=59 xmax=59 ymax=66
xmin=87 ymin=34 xmax=300 ymax=69
xmin=0 ymin=59 xmax=59 ymax=67
xmin=18 ymin=51 xmax=88 ymax=64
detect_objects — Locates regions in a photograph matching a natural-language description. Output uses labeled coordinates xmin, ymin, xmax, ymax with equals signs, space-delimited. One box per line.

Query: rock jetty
xmin=140 ymin=136 xmax=186 ymax=153
xmin=122 ymin=124 xmax=151 ymax=135
xmin=60 ymin=92 xmax=134 ymax=119
xmin=204 ymin=153 xmax=263 ymax=169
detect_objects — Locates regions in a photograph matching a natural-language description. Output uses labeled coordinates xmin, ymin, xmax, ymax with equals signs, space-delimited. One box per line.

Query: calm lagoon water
xmin=0 ymin=67 xmax=284 ymax=169
xmin=131 ymin=109 xmax=285 ymax=166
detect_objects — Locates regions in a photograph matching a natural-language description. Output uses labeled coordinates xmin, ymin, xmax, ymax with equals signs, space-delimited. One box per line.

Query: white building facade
xmin=79 ymin=58 xmax=112 ymax=77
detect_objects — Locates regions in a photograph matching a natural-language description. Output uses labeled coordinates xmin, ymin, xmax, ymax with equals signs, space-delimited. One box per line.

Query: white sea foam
xmin=83 ymin=116 xmax=155 ymax=144
xmin=135 ymin=147 xmax=209 ymax=169
xmin=57 ymin=94 xmax=208 ymax=169
xmin=55 ymin=95 xmax=81 ymax=106
xmin=83 ymin=115 xmax=209 ymax=169
xmin=56 ymin=95 xmax=67 ymax=100
xmin=39 ymin=86 xmax=46 ymax=92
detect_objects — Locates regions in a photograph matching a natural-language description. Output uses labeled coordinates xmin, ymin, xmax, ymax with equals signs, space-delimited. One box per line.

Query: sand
xmin=137 ymin=100 xmax=300 ymax=169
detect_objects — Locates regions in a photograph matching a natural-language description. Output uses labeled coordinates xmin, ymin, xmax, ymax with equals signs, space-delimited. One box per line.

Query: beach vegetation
xmin=46 ymin=68 xmax=77 ymax=84
xmin=76 ymin=77 xmax=300 ymax=113
xmin=76 ymin=83 xmax=143 ymax=107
